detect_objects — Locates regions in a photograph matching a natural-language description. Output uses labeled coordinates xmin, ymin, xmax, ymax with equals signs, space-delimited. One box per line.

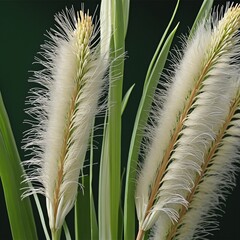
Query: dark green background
xmin=1 ymin=0 xmax=240 ymax=239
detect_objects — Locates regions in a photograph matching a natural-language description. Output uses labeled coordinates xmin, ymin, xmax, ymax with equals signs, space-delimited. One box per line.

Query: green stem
xmin=108 ymin=0 xmax=125 ymax=239
xmin=51 ymin=228 xmax=62 ymax=240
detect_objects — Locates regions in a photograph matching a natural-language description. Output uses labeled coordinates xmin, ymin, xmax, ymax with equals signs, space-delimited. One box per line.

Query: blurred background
xmin=0 ymin=0 xmax=240 ymax=239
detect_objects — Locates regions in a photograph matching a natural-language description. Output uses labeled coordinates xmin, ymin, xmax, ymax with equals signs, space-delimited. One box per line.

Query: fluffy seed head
xmin=135 ymin=4 xmax=240 ymax=239
xmin=22 ymin=8 xmax=108 ymax=231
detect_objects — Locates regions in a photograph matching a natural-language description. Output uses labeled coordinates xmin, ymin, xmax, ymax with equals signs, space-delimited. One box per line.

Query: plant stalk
xmin=136 ymin=228 xmax=144 ymax=240
xmin=51 ymin=228 xmax=62 ymax=240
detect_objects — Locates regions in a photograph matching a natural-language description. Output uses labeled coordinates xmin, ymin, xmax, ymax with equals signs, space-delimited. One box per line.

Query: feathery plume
xmin=135 ymin=4 xmax=240 ymax=240
xmin=164 ymin=84 xmax=240 ymax=240
xmin=22 ymin=8 xmax=108 ymax=232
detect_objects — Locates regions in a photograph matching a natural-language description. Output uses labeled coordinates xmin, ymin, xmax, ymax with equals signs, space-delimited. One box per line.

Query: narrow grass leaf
xmin=89 ymin=128 xmax=99 ymax=240
xmin=0 ymin=93 xmax=37 ymax=240
xmin=118 ymin=187 xmax=124 ymax=240
xmin=121 ymin=84 xmax=135 ymax=114
xmin=90 ymin=195 xmax=98 ymax=240
xmin=122 ymin=0 xmax=130 ymax=38
xmin=108 ymin=0 xmax=126 ymax=238
xmin=74 ymin=176 xmax=91 ymax=240
xmin=98 ymin=114 xmax=111 ymax=239
xmin=124 ymin=24 xmax=178 ymax=240
xmin=32 ymin=193 xmax=51 ymax=240
xmin=189 ymin=0 xmax=213 ymax=38
xmin=145 ymin=0 xmax=180 ymax=87
xmin=63 ymin=221 xmax=71 ymax=240
xmin=100 ymin=0 xmax=112 ymax=60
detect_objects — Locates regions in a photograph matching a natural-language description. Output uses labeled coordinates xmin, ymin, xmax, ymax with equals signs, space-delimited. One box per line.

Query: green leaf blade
xmin=0 ymin=93 xmax=37 ymax=240
xmin=98 ymin=118 xmax=111 ymax=239
xmin=189 ymin=0 xmax=214 ymax=38
xmin=90 ymin=128 xmax=99 ymax=240
xmin=123 ymin=24 xmax=179 ymax=240
xmin=107 ymin=0 xmax=126 ymax=239
xmin=145 ymin=0 xmax=180 ymax=87
xmin=121 ymin=84 xmax=135 ymax=115
xmin=63 ymin=222 xmax=71 ymax=240
xmin=122 ymin=0 xmax=130 ymax=38
xmin=74 ymin=177 xmax=91 ymax=240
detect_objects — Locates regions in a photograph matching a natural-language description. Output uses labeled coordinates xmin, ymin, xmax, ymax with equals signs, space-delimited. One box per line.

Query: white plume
xmin=22 ymin=8 xmax=109 ymax=231
xmin=136 ymin=4 xmax=240 ymax=240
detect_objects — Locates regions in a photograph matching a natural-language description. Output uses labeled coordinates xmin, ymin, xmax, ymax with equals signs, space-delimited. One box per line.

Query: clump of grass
xmin=2 ymin=1 xmax=240 ymax=240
